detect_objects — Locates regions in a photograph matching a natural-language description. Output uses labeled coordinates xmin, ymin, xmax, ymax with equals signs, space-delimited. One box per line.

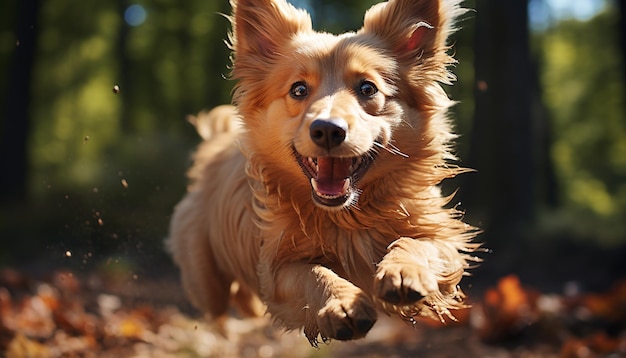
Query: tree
xmin=0 ymin=0 xmax=39 ymax=205
xmin=618 ymin=0 xmax=626 ymax=179
xmin=464 ymin=0 xmax=536 ymax=236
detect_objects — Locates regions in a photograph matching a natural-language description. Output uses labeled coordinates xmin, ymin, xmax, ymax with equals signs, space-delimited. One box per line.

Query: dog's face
xmin=231 ymin=0 xmax=458 ymax=210
xmin=268 ymin=34 xmax=405 ymax=209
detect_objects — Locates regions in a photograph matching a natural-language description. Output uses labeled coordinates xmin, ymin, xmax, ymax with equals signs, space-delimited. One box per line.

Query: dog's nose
xmin=310 ymin=118 xmax=348 ymax=150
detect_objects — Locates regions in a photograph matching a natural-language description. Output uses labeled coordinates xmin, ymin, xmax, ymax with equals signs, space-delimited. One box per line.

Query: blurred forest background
xmin=1 ymin=0 xmax=625 ymax=295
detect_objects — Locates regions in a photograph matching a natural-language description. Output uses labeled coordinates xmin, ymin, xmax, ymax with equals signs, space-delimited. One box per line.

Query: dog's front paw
xmin=305 ymin=292 xmax=377 ymax=345
xmin=374 ymin=259 xmax=438 ymax=306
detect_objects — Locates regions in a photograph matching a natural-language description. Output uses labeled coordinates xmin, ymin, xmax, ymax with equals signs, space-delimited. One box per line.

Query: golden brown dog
xmin=168 ymin=0 xmax=480 ymax=345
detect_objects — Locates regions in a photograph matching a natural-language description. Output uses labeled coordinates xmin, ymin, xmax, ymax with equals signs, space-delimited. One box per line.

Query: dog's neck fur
xmin=241 ymin=108 xmax=476 ymax=288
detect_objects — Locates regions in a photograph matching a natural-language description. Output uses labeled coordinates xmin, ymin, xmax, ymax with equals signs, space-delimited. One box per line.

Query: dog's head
xmin=230 ymin=0 xmax=463 ymax=210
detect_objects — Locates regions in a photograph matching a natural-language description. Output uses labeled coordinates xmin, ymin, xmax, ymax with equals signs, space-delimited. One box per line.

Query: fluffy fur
xmin=168 ymin=0 xmax=480 ymax=345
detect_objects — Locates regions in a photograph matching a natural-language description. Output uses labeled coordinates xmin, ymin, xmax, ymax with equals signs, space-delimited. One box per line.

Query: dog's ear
xmin=230 ymin=0 xmax=312 ymax=60
xmin=361 ymin=0 xmax=462 ymax=65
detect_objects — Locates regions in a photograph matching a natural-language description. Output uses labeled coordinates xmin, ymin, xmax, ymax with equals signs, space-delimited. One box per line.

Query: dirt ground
xmin=1 ymin=261 xmax=626 ymax=358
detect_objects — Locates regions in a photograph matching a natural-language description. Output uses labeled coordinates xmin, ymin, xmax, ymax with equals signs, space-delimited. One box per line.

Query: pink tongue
xmin=315 ymin=157 xmax=351 ymax=195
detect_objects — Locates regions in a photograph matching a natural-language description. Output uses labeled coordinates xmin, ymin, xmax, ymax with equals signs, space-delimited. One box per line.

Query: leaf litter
xmin=1 ymin=268 xmax=625 ymax=357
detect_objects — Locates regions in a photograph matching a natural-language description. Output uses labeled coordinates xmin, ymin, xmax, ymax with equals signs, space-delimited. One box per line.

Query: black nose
xmin=309 ymin=118 xmax=348 ymax=150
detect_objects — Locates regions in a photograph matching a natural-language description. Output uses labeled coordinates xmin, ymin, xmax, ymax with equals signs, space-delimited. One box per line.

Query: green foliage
xmin=0 ymin=0 xmax=236 ymax=264
xmin=28 ymin=0 xmax=233 ymax=197
xmin=538 ymin=8 xmax=626 ymax=220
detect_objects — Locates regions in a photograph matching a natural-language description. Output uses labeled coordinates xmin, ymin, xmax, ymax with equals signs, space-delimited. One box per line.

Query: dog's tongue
xmin=315 ymin=157 xmax=351 ymax=196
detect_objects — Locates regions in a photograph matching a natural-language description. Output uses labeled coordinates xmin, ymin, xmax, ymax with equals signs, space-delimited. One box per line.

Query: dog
xmin=168 ymin=0 xmax=480 ymax=345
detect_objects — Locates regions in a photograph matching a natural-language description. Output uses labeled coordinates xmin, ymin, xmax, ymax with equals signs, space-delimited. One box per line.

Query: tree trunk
xmin=0 ymin=0 xmax=40 ymax=205
xmin=117 ymin=0 xmax=131 ymax=132
xmin=465 ymin=0 xmax=535 ymax=236
xmin=618 ymin=0 xmax=626 ymax=91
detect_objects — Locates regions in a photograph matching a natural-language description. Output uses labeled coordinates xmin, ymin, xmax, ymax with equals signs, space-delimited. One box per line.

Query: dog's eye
xmin=290 ymin=81 xmax=309 ymax=99
xmin=359 ymin=81 xmax=378 ymax=97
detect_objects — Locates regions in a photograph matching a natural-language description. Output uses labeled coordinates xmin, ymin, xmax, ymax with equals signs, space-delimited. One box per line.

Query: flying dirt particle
xmin=112 ymin=85 xmax=120 ymax=94
xmin=477 ymin=80 xmax=488 ymax=92
xmin=121 ymin=179 xmax=128 ymax=188
xmin=97 ymin=218 xmax=104 ymax=226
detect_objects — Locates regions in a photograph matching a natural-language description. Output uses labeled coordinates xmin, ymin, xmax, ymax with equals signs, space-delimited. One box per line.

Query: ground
xmin=1 ymin=262 xmax=625 ymax=358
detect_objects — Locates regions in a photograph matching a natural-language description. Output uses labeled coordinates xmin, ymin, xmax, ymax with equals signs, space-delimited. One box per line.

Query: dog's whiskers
xmin=348 ymin=189 xmax=363 ymax=211
xmin=373 ymin=141 xmax=409 ymax=158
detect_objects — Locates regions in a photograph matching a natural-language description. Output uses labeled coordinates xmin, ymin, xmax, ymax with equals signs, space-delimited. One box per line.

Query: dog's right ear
xmin=230 ymin=0 xmax=312 ymax=61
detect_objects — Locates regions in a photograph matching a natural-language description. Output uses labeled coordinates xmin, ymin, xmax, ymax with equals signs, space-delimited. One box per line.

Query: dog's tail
xmin=186 ymin=104 xmax=242 ymax=141
xmin=184 ymin=105 xmax=243 ymax=189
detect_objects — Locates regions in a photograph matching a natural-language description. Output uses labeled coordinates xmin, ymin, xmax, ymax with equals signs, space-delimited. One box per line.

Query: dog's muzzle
xmin=293 ymin=117 xmax=376 ymax=208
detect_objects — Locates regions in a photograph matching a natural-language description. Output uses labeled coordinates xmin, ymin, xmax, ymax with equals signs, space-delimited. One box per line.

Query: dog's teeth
xmin=311 ymin=178 xmax=318 ymax=192
xmin=343 ymin=178 xmax=350 ymax=192
xmin=306 ymin=157 xmax=318 ymax=173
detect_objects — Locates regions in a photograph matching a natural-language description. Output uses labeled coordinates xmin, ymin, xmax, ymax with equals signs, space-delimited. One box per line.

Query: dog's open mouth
xmin=293 ymin=148 xmax=375 ymax=207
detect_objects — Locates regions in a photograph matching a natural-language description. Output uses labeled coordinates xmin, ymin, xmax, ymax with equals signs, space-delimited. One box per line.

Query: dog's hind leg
xmin=168 ymin=105 xmax=246 ymax=318
xmin=231 ymin=281 xmax=265 ymax=317
xmin=167 ymin=192 xmax=232 ymax=319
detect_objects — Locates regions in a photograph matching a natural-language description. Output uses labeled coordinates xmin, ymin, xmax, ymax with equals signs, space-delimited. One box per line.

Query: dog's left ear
xmin=361 ymin=0 xmax=461 ymax=65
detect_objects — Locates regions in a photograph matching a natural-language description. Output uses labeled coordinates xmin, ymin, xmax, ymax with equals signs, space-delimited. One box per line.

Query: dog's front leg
xmin=374 ymin=237 xmax=466 ymax=319
xmin=262 ymin=263 xmax=377 ymax=345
